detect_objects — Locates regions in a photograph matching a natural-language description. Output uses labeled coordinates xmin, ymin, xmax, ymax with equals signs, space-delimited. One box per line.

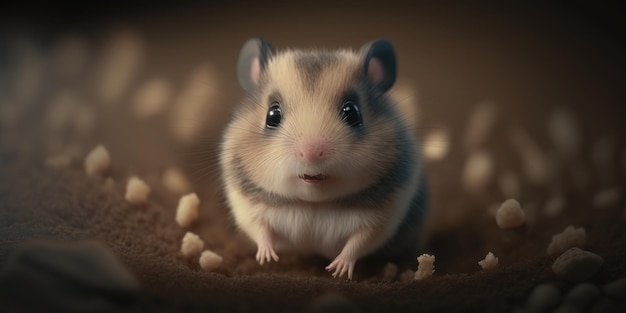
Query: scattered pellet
xmin=389 ymin=79 xmax=420 ymax=135
xmin=593 ymin=187 xmax=622 ymax=209
xmin=499 ymin=170 xmax=521 ymax=199
xmin=414 ymin=254 xmax=435 ymax=280
xmin=125 ymin=176 xmax=151 ymax=205
xmin=552 ymin=248 xmax=603 ymax=283
xmin=171 ymin=64 xmax=218 ymax=143
xmin=94 ymin=29 xmax=143 ymax=105
xmin=547 ymin=226 xmax=586 ymax=255
xmin=45 ymin=154 xmax=72 ymax=168
xmin=102 ymin=178 xmax=117 ymax=194
xmin=525 ymin=283 xmax=562 ymax=313
xmin=602 ymin=278 xmax=626 ymax=300
xmin=464 ymin=100 xmax=497 ymax=149
xmin=162 ymin=167 xmax=192 ymax=195
xmin=478 ymin=252 xmax=499 ymax=270
xmin=381 ymin=263 xmax=399 ymax=282
xmin=509 ymin=126 xmax=550 ymax=185
xmin=84 ymin=145 xmax=111 ymax=177
xmin=176 ymin=193 xmax=200 ymax=228
xmin=496 ymin=199 xmax=525 ymax=229
xmin=463 ymin=150 xmax=494 ymax=192
xmin=131 ymin=78 xmax=172 ymax=119
xmin=422 ymin=129 xmax=450 ymax=162
xmin=62 ymin=143 xmax=84 ymax=160
xmin=181 ymin=232 xmax=204 ymax=258
xmin=544 ymin=194 xmax=566 ymax=218
xmin=563 ymin=283 xmax=601 ymax=309
xmin=548 ymin=107 xmax=580 ymax=159
xmin=400 ymin=269 xmax=415 ymax=282
xmin=199 ymin=249 xmax=223 ymax=271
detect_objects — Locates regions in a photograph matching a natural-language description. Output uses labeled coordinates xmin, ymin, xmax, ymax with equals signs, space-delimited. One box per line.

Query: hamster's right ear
xmin=237 ymin=38 xmax=274 ymax=94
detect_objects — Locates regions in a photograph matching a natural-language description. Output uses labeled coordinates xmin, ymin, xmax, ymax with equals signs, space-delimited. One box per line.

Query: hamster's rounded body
xmin=220 ymin=39 xmax=427 ymax=279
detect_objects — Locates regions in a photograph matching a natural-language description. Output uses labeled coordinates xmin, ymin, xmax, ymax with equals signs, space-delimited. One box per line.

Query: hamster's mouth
xmin=299 ymin=174 xmax=328 ymax=184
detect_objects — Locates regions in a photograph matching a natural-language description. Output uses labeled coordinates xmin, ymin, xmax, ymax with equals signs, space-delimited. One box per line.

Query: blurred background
xmin=1 ymin=0 xmax=625 ymax=276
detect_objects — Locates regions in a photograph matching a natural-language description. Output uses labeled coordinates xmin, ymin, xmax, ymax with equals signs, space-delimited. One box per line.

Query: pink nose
xmin=297 ymin=139 xmax=332 ymax=163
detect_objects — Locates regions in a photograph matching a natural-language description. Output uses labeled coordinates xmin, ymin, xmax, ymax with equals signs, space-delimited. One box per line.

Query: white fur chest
xmin=262 ymin=204 xmax=385 ymax=259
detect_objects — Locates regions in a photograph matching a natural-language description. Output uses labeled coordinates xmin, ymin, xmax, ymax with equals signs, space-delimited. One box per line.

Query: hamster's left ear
xmin=237 ymin=38 xmax=274 ymax=94
xmin=360 ymin=39 xmax=397 ymax=93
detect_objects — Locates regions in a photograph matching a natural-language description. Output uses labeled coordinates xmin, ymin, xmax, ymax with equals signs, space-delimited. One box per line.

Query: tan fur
xmin=220 ymin=46 xmax=421 ymax=277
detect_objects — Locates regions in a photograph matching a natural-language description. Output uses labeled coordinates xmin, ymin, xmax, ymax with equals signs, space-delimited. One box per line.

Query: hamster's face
xmin=224 ymin=50 xmax=401 ymax=203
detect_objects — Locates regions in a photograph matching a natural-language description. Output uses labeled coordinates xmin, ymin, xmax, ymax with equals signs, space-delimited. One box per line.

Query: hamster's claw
xmin=255 ymin=245 xmax=279 ymax=265
xmin=325 ymin=257 xmax=355 ymax=280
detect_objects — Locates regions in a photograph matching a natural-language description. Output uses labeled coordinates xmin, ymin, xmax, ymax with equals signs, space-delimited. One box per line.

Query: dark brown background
xmin=1 ymin=1 xmax=625 ymax=312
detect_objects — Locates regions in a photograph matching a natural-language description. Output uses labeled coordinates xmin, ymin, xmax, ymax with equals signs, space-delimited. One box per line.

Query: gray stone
xmin=552 ymin=248 xmax=603 ymax=282
xmin=602 ymin=278 xmax=626 ymax=300
xmin=552 ymin=303 xmax=582 ymax=313
xmin=590 ymin=297 xmax=616 ymax=313
xmin=563 ymin=283 xmax=601 ymax=309
xmin=525 ymin=283 xmax=562 ymax=313
xmin=0 ymin=239 xmax=140 ymax=312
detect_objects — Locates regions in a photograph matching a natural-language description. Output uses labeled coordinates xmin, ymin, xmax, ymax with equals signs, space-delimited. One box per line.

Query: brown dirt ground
xmin=1 ymin=1 xmax=625 ymax=312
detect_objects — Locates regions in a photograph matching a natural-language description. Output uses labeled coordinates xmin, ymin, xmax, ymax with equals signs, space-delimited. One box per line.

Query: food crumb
xmin=509 ymin=126 xmax=550 ymax=185
xmin=102 ymin=178 xmax=117 ymax=194
xmin=496 ymin=199 xmax=525 ymax=229
xmin=381 ymin=262 xmax=399 ymax=282
xmin=181 ymin=232 xmax=204 ymax=258
xmin=593 ymin=187 xmax=623 ymax=209
xmin=170 ymin=65 xmax=218 ymax=143
xmin=176 ymin=193 xmax=200 ymax=228
xmin=422 ymin=129 xmax=450 ymax=162
xmin=125 ymin=176 xmax=151 ymax=205
xmin=543 ymin=194 xmax=566 ymax=217
xmin=463 ymin=150 xmax=494 ymax=192
xmin=84 ymin=145 xmax=110 ymax=177
xmin=414 ymin=254 xmax=435 ymax=280
xmin=399 ymin=269 xmax=415 ymax=282
xmin=548 ymin=106 xmax=580 ymax=159
xmin=199 ymin=249 xmax=223 ymax=271
xmin=547 ymin=226 xmax=586 ymax=255
xmin=464 ymin=100 xmax=497 ymax=149
xmin=162 ymin=167 xmax=192 ymax=195
xmin=45 ymin=154 xmax=72 ymax=168
xmin=478 ymin=252 xmax=499 ymax=270
xmin=131 ymin=78 xmax=172 ymax=119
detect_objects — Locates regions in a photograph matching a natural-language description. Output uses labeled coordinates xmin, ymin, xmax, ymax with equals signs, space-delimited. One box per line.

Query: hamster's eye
xmin=266 ymin=102 xmax=282 ymax=129
xmin=340 ymin=99 xmax=363 ymax=128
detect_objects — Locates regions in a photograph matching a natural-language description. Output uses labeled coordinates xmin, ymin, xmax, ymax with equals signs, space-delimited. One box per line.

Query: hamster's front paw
xmin=325 ymin=254 xmax=356 ymax=280
xmin=255 ymin=244 xmax=279 ymax=265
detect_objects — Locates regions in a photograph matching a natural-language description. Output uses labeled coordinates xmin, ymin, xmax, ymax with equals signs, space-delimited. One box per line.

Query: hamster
xmin=219 ymin=38 xmax=427 ymax=279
